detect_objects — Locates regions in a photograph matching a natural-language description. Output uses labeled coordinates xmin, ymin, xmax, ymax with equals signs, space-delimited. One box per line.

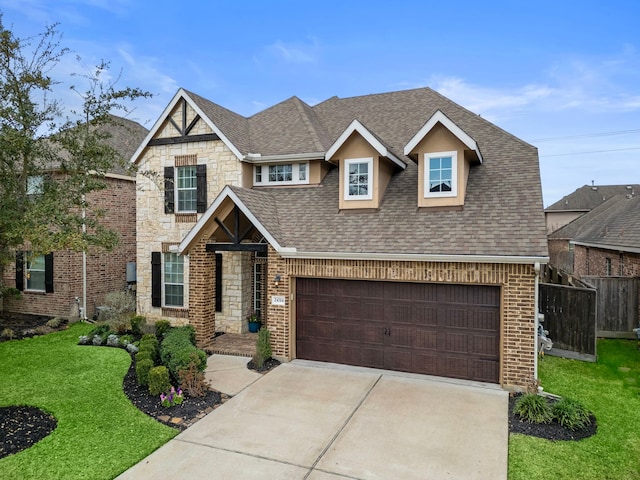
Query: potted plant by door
xmin=247 ymin=314 xmax=261 ymax=333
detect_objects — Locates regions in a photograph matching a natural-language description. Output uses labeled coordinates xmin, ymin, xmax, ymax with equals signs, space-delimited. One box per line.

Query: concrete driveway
xmin=117 ymin=360 xmax=508 ymax=480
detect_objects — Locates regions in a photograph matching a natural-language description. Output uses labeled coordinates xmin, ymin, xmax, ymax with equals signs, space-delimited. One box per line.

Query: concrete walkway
xmin=118 ymin=358 xmax=508 ymax=480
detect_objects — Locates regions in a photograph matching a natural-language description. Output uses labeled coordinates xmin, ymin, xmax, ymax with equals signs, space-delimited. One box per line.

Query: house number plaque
xmin=271 ymin=295 xmax=286 ymax=306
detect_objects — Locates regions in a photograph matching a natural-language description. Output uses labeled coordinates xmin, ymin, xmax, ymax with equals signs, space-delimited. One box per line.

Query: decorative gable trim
xmin=178 ymin=186 xmax=293 ymax=255
xmin=130 ymin=88 xmax=244 ymax=164
xmin=404 ymin=110 xmax=483 ymax=163
xmin=325 ymin=119 xmax=406 ymax=169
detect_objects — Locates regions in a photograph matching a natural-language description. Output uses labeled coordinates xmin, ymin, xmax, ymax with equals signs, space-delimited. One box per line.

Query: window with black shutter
xmin=151 ymin=252 xmax=162 ymax=307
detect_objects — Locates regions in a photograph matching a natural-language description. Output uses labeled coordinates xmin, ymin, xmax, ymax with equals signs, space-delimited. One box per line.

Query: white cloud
xmin=266 ymin=38 xmax=321 ymax=64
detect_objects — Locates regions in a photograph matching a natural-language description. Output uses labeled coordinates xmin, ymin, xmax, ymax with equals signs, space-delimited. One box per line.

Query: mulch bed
xmin=0 ymin=406 xmax=57 ymax=460
xmin=508 ymin=393 xmax=597 ymax=441
xmin=0 ymin=313 xmax=67 ymax=342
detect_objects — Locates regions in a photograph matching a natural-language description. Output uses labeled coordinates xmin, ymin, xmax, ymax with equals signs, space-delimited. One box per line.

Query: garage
xmin=296 ymin=278 xmax=501 ymax=383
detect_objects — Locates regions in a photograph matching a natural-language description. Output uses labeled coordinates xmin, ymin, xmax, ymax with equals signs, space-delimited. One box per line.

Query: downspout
xmin=534 ymin=262 xmax=540 ymax=381
xmin=82 ymin=195 xmax=87 ymax=321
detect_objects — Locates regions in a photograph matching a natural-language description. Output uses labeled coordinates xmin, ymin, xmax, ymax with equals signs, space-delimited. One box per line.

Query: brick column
xmin=266 ymin=245 xmax=289 ymax=358
xmin=188 ymin=237 xmax=215 ymax=346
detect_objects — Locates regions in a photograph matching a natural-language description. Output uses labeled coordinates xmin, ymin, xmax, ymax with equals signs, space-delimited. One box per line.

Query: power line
xmin=531 ymin=128 xmax=640 ymax=142
xmin=540 ymin=146 xmax=640 ymax=158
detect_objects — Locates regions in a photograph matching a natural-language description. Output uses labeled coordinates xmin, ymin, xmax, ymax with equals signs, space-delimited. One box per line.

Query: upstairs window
xmin=27 ymin=175 xmax=44 ymax=196
xmin=425 ymin=151 xmax=457 ymax=197
xmin=254 ymin=162 xmax=309 ymax=186
xmin=177 ymin=166 xmax=197 ymax=212
xmin=344 ymin=157 xmax=373 ymax=200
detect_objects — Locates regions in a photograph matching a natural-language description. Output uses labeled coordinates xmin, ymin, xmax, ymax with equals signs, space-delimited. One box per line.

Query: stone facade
xmin=3 ymin=175 xmax=136 ymax=319
xmin=215 ymin=251 xmax=254 ymax=333
xmin=135 ymin=100 xmax=245 ymax=328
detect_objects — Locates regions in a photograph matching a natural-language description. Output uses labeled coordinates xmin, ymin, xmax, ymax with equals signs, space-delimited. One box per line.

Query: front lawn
xmin=509 ymin=339 xmax=640 ymax=479
xmin=0 ymin=323 xmax=176 ymax=479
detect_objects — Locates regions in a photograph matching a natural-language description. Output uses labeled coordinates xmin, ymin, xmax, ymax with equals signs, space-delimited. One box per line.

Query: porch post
xmin=188 ymin=236 xmax=216 ymax=346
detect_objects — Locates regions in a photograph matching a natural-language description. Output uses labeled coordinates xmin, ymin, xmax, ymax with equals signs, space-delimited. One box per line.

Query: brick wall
xmin=3 ymin=175 xmax=136 ymax=319
xmin=573 ymin=245 xmax=640 ymax=278
xmin=257 ymin=246 xmax=536 ymax=389
xmin=548 ymin=239 xmax=574 ymax=273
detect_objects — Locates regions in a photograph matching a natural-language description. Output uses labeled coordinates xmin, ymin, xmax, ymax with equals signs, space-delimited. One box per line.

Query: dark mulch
xmin=0 ymin=313 xmax=67 ymax=342
xmin=508 ymin=393 xmax=597 ymax=441
xmin=247 ymin=357 xmax=281 ymax=373
xmin=0 ymin=406 xmax=57 ymax=460
xmin=121 ymin=358 xmax=223 ymax=431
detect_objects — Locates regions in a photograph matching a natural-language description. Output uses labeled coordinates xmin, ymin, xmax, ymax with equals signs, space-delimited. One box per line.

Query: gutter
xmin=278 ymin=250 xmax=550 ymax=265
xmin=244 ymin=152 xmax=325 ymax=163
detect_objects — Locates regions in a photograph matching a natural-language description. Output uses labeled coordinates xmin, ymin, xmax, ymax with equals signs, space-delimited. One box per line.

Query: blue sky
xmin=2 ymin=0 xmax=640 ymax=206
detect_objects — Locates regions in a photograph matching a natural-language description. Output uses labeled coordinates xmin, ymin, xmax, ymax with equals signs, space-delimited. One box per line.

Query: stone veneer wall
xmin=135 ymin=99 xmax=243 ymax=324
xmin=262 ymin=246 xmax=537 ymax=389
xmin=215 ymin=251 xmax=254 ymax=333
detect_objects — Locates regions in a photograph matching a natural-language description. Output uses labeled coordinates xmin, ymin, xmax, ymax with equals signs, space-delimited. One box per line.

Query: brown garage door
xmin=296 ymin=278 xmax=500 ymax=383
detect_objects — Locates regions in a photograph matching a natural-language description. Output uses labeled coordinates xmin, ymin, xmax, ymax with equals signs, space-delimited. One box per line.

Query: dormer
xmin=404 ymin=110 xmax=482 ymax=208
xmin=325 ymin=120 xmax=406 ymax=210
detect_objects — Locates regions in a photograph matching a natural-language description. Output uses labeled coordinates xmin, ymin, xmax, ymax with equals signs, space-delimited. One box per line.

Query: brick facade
xmin=573 ymin=245 xmax=640 ymax=278
xmin=180 ymin=246 xmax=536 ymax=389
xmin=3 ymin=175 xmax=136 ymax=319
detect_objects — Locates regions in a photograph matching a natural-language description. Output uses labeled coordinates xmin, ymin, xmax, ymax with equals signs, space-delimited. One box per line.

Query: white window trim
xmin=162 ymin=253 xmax=188 ymax=308
xmin=344 ymin=157 xmax=374 ymax=201
xmin=253 ymin=162 xmax=310 ymax=186
xmin=176 ymin=166 xmax=197 ymax=213
xmin=25 ymin=253 xmax=46 ymax=292
xmin=424 ymin=151 xmax=458 ymax=198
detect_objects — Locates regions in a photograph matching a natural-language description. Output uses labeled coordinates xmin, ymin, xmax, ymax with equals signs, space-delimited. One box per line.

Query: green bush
xmin=148 ymin=366 xmax=171 ymax=396
xmin=130 ymin=315 xmax=147 ymax=336
xmin=160 ymin=326 xmax=206 ymax=381
xmin=514 ymin=394 xmax=553 ymax=424
xmin=135 ymin=351 xmax=153 ymax=366
xmin=257 ymin=327 xmax=272 ymax=360
xmin=87 ymin=323 xmax=112 ymax=339
xmin=155 ymin=320 xmax=171 ymax=338
xmin=138 ymin=334 xmax=159 ymax=362
xmin=552 ymin=397 xmax=592 ymax=431
xmin=135 ymin=358 xmax=154 ymax=386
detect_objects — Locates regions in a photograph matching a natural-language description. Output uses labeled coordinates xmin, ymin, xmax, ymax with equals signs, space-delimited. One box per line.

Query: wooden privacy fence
xmin=539 ymin=283 xmax=597 ymax=356
xmin=583 ymin=277 xmax=640 ymax=338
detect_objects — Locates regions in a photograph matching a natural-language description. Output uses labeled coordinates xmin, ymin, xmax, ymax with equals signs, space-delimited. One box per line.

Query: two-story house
xmin=131 ymin=88 xmax=549 ymax=390
xmin=3 ymin=116 xmax=148 ymax=320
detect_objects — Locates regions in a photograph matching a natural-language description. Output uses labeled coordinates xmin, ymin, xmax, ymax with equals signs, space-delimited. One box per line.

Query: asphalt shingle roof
xmin=545 ymin=184 xmax=640 ymax=212
xmin=549 ymin=194 xmax=640 ymax=250
xmin=184 ymin=87 xmax=549 ymax=258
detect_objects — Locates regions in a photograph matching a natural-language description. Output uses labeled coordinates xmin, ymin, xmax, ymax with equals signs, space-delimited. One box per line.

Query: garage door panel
xmin=296 ymin=278 xmax=500 ymax=383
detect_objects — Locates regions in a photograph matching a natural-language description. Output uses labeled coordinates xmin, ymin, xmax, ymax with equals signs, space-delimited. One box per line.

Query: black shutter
xmin=164 ymin=167 xmax=174 ymax=214
xmin=15 ymin=251 xmax=24 ymax=291
xmin=196 ymin=164 xmax=207 ymax=213
xmin=44 ymin=253 xmax=54 ymax=293
xmin=151 ymin=252 xmax=162 ymax=307
xmin=215 ymin=253 xmax=222 ymax=312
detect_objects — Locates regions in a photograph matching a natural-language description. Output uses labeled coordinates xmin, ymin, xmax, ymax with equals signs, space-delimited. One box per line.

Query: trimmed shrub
xmin=514 ymin=394 xmax=553 ymax=424
xmin=135 ymin=351 xmax=153 ymax=365
xmin=92 ymin=334 xmax=105 ymax=346
xmin=78 ymin=335 xmax=91 ymax=345
xmin=46 ymin=317 xmax=65 ymax=328
xmin=155 ymin=319 xmax=171 ymax=339
xmin=120 ymin=334 xmax=134 ymax=346
xmin=130 ymin=315 xmax=146 ymax=337
xmin=106 ymin=334 xmax=120 ymax=347
xmin=148 ymin=366 xmax=172 ymax=396
xmin=126 ymin=343 xmax=139 ymax=354
xmin=552 ymin=398 xmax=592 ymax=431
xmin=1 ymin=328 xmax=15 ymax=340
xmin=257 ymin=327 xmax=272 ymax=360
xmin=136 ymin=358 xmax=154 ymax=387
xmin=161 ymin=326 xmax=206 ymax=381
xmin=178 ymin=354 xmax=211 ymax=398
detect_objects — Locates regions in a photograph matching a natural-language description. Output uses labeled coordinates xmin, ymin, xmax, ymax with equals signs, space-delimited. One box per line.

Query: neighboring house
xmin=548 ymin=193 xmax=640 ymax=278
xmin=2 ymin=116 xmax=148 ymax=319
xmin=544 ymin=183 xmax=639 ymax=234
xmin=132 ymin=87 xmax=548 ymax=389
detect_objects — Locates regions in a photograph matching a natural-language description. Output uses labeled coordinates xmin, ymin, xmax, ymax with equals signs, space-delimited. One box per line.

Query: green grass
xmin=0 ymin=323 xmax=177 ymax=479
xmin=509 ymin=339 xmax=640 ymax=480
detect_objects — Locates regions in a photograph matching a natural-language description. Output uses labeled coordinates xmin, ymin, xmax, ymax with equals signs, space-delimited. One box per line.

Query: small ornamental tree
xmin=0 ymin=17 xmax=151 ymax=298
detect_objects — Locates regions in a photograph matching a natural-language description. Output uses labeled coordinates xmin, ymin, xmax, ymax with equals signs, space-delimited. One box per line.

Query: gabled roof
xmin=545 ymin=184 xmax=640 ymax=212
xmin=325 ymin=119 xmax=406 ymax=169
xmin=403 ymin=110 xmax=483 ymax=162
xmin=550 ymin=194 xmax=640 ymax=251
